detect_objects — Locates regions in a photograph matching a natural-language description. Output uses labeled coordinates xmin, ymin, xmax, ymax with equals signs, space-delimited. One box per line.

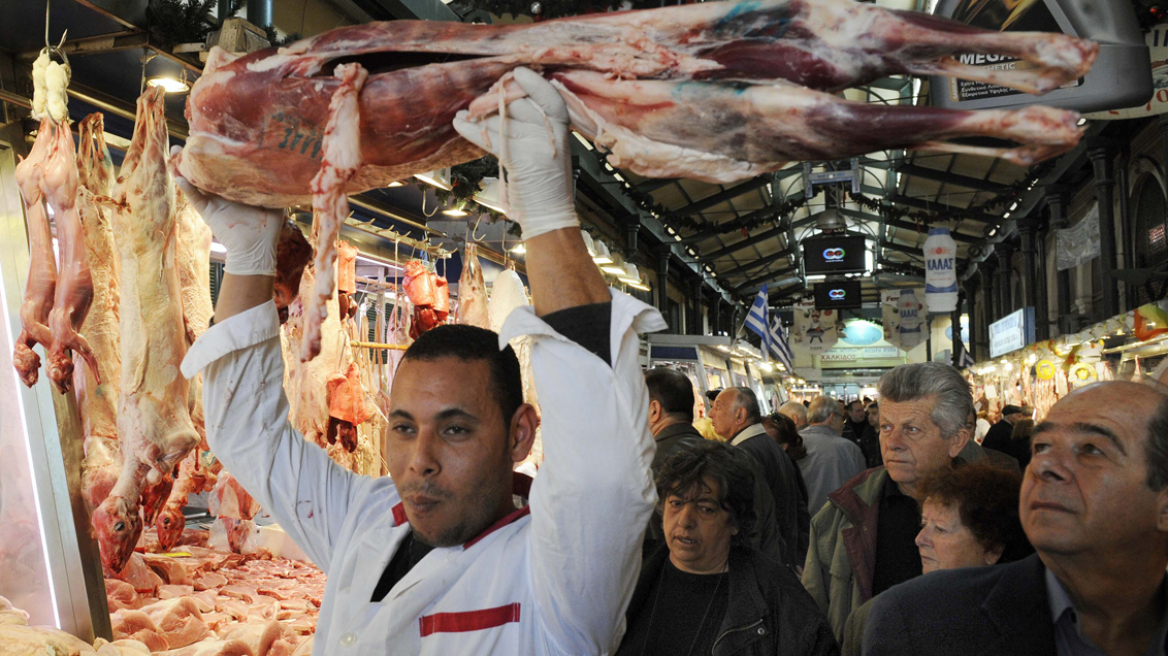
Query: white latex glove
xmin=452 ymin=67 xmax=579 ymax=240
xmin=171 ymin=146 xmax=283 ymax=276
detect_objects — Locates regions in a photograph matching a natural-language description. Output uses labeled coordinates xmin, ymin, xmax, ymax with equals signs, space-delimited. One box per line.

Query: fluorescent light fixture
xmin=442 ymin=207 xmax=469 ymax=217
xmin=510 ymin=243 xmax=526 ymax=255
xmin=572 ymin=132 xmax=595 ymax=150
xmin=210 ymin=241 xmax=227 ymax=254
xmin=806 ymin=274 xmax=826 ymax=282
xmin=619 ymin=263 xmax=641 ymax=284
xmin=673 ymin=234 xmax=682 ymax=242
xmin=592 ymin=240 xmax=613 ymax=265
xmin=1077 ymin=117 xmax=1087 ymax=126
xmin=1009 ymin=202 xmax=1019 ymax=211
xmin=146 ymin=75 xmax=190 ymax=94
xmin=1002 ymin=212 xmax=1011 ymax=219
xmin=602 ymin=263 xmax=627 ymax=276
xmin=414 ymin=169 xmax=452 ymax=191
xmin=355 ymin=254 xmax=403 ymax=271
xmin=988 ymin=227 xmax=998 ymax=236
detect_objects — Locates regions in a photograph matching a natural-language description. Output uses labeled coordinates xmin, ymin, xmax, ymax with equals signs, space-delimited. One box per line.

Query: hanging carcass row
xmin=174 ymin=0 xmax=1099 ymax=358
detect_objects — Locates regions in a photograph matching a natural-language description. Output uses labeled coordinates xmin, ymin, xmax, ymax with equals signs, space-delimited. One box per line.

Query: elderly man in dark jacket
xmin=618 ymin=441 xmax=838 ymax=656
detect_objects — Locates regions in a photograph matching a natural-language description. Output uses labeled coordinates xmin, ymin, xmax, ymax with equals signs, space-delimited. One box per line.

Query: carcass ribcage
xmin=93 ymin=87 xmax=200 ymax=575
xmin=12 ymin=119 xmax=57 ymax=387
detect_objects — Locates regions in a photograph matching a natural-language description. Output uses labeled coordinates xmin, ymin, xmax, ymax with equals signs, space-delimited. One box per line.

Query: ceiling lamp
xmin=415 ymin=169 xmax=452 ymax=191
xmin=510 ymin=243 xmax=526 ymax=255
xmin=387 ymin=181 xmax=404 ymax=187
xmin=146 ymin=75 xmax=190 ymax=94
xmin=602 ymin=252 xmax=628 ymax=277
xmin=591 ymin=239 xmax=614 ymax=265
xmin=619 ymin=262 xmax=641 ymax=285
xmin=442 ymin=200 xmax=469 ymax=217
xmin=813 ymin=207 xmax=846 ymax=231
xmin=474 ymin=177 xmax=508 ymax=214
xmin=628 ymin=271 xmax=652 ymax=292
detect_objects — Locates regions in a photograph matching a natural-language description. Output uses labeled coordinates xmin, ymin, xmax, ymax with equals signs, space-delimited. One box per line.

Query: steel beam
xmin=698 ymin=224 xmax=787 ymax=262
xmin=17 ymin=31 xmax=148 ymax=62
xmin=889 ymin=194 xmax=1002 ymax=225
xmin=896 ymin=165 xmax=1004 ymax=193
xmin=636 ymin=178 xmax=678 ymax=194
xmin=676 ymin=177 xmax=771 ymax=217
xmin=720 ymin=249 xmax=794 ymax=280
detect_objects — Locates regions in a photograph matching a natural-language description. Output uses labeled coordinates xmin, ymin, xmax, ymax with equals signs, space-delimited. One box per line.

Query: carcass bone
xmin=176 ymin=0 xmax=1097 ymax=208
xmin=93 ymin=87 xmax=200 ymax=574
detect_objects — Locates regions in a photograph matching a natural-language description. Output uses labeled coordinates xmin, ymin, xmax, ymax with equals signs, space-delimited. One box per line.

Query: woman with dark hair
xmin=763 ymin=412 xmax=812 ymax=562
xmin=617 ymin=440 xmax=837 ymax=656
xmin=840 ymin=463 xmax=1032 ymax=655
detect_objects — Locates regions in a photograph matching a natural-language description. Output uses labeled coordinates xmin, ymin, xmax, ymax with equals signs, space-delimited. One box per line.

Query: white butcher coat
xmin=180 ymin=290 xmax=665 ymax=656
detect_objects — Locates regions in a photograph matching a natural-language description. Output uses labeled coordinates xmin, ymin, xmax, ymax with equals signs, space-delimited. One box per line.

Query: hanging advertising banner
xmin=924 ymin=228 xmax=959 ymax=313
xmin=882 ymin=288 xmax=928 ymax=350
xmin=790 ymin=299 xmax=839 ymax=354
xmin=1085 ymin=23 xmax=1168 ymax=120
xmin=1056 ymin=204 xmax=1101 ymax=271
xmin=930 ymin=0 xmax=1151 ymax=114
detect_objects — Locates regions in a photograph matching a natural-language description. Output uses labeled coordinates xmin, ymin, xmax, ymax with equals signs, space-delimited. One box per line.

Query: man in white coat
xmin=177 ymin=67 xmax=664 ymax=655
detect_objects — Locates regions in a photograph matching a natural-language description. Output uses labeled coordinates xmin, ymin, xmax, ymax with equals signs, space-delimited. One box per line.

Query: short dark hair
xmin=645 ymin=368 xmax=695 ymax=423
xmin=764 ymin=412 xmax=806 ymax=461
xmin=918 ymin=463 xmax=1033 ymax=564
xmin=845 ymin=400 xmax=864 ymax=412
xmin=729 ymin=387 xmax=762 ymax=423
xmin=706 ymin=388 xmax=722 ymax=403
xmin=656 ymin=441 xmax=757 ymax=549
xmin=402 ymin=324 xmax=523 ymax=425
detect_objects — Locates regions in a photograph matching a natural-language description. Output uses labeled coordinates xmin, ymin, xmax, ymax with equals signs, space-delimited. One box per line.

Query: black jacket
xmin=646 ymin=424 xmax=787 ymax=566
xmin=736 ymin=428 xmax=811 ymax=566
xmin=620 ymin=547 xmax=839 ymax=656
xmin=980 ymin=420 xmax=1015 ymax=454
xmin=862 ymin=554 xmax=1056 ymax=656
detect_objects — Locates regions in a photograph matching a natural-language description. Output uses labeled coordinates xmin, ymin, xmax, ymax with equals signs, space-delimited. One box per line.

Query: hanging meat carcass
xmin=403 ymin=260 xmax=449 ymax=338
xmin=336 ymin=240 xmax=358 ymax=320
xmin=174 ymin=0 xmax=1097 ymax=361
xmin=155 ymin=451 xmax=215 ymax=552
xmin=326 ymin=361 xmax=374 ymax=452
xmin=75 ymin=113 xmax=123 ymax=515
xmin=92 ymin=88 xmax=200 ymax=574
xmin=456 ymin=243 xmax=489 ymax=329
xmin=273 ymin=219 xmax=313 ymax=325
xmin=12 ymin=119 xmax=57 ymax=387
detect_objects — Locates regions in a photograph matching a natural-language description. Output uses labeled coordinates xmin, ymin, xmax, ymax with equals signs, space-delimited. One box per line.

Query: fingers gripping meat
xmin=13 ymin=120 xmax=58 ymax=387
xmin=44 ymin=119 xmax=100 ymax=393
xmin=300 ymin=63 xmax=368 ymax=362
xmin=93 ymin=88 xmax=200 ymax=574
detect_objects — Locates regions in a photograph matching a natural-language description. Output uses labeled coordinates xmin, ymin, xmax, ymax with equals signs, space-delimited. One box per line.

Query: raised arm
xmin=454 ymin=67 xmax=666 ymax=653
xmin=175 ymin=159 xmax=374 ymax=571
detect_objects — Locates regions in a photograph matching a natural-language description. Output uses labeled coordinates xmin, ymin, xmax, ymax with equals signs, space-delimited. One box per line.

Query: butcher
xmin=177 ymin=67 xmax=664 ymax=655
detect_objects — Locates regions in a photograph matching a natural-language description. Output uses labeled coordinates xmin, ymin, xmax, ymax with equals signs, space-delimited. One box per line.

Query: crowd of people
xmin=183 ymin=67 xmax=1168 ymax=655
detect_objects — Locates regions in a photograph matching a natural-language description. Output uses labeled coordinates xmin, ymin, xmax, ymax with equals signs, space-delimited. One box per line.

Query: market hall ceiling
xmin=0 ymin=0 xmax=1089 ymax=309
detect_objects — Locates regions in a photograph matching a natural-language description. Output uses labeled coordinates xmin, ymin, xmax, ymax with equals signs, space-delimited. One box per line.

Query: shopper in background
xmin=856 ymin=402 xmax=882 ymax=469
xmin=765 ymin=412 xmax=812 ymax=562
xmin=781 ymin=401 xmax=810 ymax=429
xmin=841 ymin=401 xmax=869 ymax=447
xmin=802 ymin=362 xmax=973 ymax=640
xmin=798 ymin=397 xmax=866 ymax=517
xmin=643 ymin=368 xmax=783 ymax=563
xmin=1007 ymin=417 xmax=1035 ymax=471
xmin=957 ymin=409 xmax=1021 ymax=473
xmin=862 ymin=381 xmax=1168 ymax=656
xmin=981 ymin=404 xmax=1027 ymax=455
xmin=711 ymin=388 xmax=809 ymax=567
xmin=841 ymin=463 xmax=1032 ymax=655
xmin=617 ymin=441 xmax=839 ymax=656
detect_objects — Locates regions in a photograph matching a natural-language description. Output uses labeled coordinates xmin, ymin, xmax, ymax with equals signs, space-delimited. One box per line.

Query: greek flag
xmin=744 ymin=287 xmax=796 ymax=372
xmin=955 ymin=344 xmax=976 ymax=370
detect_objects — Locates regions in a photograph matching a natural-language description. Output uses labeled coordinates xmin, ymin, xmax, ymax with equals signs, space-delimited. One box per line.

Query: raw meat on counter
xmin=92 ymin=88 xmax=200 ymax=575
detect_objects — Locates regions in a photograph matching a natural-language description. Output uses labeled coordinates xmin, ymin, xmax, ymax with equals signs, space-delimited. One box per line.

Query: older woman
xmin=840 ymin=463 xmax=1032 ymax=655
xmin=617 ymin=440 xmax=837 ymax=656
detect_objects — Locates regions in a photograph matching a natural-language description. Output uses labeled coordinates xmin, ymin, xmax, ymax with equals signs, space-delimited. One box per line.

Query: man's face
xmin=710 ymin=391 xmax=740 ymax=438
xmin=1021 ymin=383 xmax=1168 ymax=558
xmin=849 ymin=402 xmax=867 ymax=423
xmin=879 ymin=396 xmax=968 ymax=493
xmin=867 ymin=405 xmax=880 ymax=428
xmin=663 ymin=476 xmax=738 ymax=574
xmin=387 ymin=357 xmax=520 ymax=547
xmin=830 ymin=407 xmax=846 ymax=435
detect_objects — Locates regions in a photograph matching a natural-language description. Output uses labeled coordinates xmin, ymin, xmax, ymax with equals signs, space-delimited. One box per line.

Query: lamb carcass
xmin=43 ymin=114 xmax=100 ymax=393
xmin=456 ymin=243 xmax=489 ymax=329
xmin=92 ymin=88 xmax=200 ymax=575
xmin=75 ymin=113 xmax=124 ymax=515
xmin=12 ymin=119 xmax=58 ymax=387
xmin=156 ymin=452 xmax=214 ymax=552
xmin=175 ymin=0 xmax=1096 ymax=361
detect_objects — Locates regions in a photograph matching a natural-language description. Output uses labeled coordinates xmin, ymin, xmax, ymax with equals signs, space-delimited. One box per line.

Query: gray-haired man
xmin=801 ymin=362 xmax=973 ymax=639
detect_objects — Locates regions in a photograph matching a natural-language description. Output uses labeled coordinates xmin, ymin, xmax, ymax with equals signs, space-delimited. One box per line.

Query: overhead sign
xmin=924 ymin=228 xmax=958 ymax=313
xmin=1085 ymin=23 xmax=1168 ymax=120
xmin=803 ymin=235 xmax=868 ymax=274
xmin=989 ymin=307 xmax=1036 ymax=358
xmin=930 ymin=0 xmax=1151 ymax=114
xmin=814 ymin=280 xmax=863 ymax=309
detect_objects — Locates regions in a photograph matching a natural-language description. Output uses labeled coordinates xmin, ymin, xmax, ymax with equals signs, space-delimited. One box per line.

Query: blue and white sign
xmin=989 ymin=307 xmax=1036 ymax=358
xmin=924 ymin=228 xmax=958 ymax=313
